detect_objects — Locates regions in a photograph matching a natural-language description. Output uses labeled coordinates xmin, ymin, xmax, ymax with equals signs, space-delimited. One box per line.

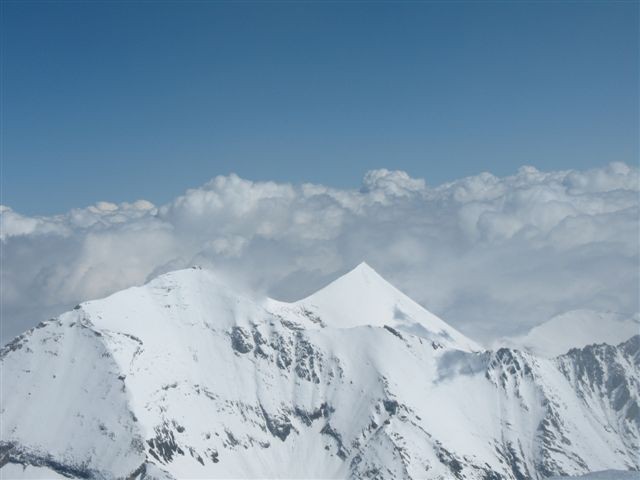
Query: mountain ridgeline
xmin=1 ymin=264 xmax=638 ymax=479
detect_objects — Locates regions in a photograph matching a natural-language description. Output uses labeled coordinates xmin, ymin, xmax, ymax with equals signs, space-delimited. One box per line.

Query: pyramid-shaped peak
xmin=302 ymin=262 xmax=406 ymax=303
xmin=351 ymin=261 xmax=378 ymax=275
xmin=354 ymin=261 xmax=374 ymax=271
xmin=296 ymin=263 xmax=480 ymax=351
xmin=333 ymin=261 xmax=390 ymax=286
xmin=300 ymin=262 xmax=414 ymax=312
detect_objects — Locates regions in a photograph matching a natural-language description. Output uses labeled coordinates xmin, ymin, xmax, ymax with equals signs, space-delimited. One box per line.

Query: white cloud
xmin=1 ymin=163 xmax=638 ymax=346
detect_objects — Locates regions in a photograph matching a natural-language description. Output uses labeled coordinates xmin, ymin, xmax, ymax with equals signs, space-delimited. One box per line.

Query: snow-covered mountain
xmin=1 ymin=263 xmax=638 ymax=479
xmin=496 ymin=310 xmax=639 ymax=358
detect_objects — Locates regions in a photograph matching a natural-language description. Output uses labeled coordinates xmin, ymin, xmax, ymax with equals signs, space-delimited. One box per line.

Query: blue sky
xmin=2 ymin=1 xmax=638 ymax=215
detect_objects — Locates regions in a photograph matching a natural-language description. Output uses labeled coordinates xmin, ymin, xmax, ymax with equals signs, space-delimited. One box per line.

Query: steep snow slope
xmin=550 ymin=471 xmax=639 ymax=480
xmin=499 ymin=310 xmax=639 ymax=358
xmin=555 ymin=337 xmax=640 ymax=465
xmin=269 ymin=262 xmax=480 ymax=352
xmin=0 ymin=312 xmax=145 ymax=477
xmin=1 ymin=265 xmax=638 ymax=479
xmin=0 ymin=464 xmax=68 ymax=479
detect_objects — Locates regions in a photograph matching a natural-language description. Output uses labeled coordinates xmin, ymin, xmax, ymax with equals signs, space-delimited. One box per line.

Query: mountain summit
xmin=1 ymin=266 xmax=638 ymax=479
xmin=271 ymin=262 xmax=480 ymax=352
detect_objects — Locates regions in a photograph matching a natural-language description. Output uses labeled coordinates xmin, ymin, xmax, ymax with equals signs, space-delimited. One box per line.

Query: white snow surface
xmin=268 ymin=262 xmax=480 ymax=351
xmin=1 ymin=263 xmax=638 ymax=479
xmin=499 ymin=310 xmax=640 ymax=358
xmin=550 ymin=470 xmax=639 ymax=479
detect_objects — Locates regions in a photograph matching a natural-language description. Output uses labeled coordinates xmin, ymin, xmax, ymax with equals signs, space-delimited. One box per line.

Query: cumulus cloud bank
xmin=1 ymin=163 xmax=638 ymax=345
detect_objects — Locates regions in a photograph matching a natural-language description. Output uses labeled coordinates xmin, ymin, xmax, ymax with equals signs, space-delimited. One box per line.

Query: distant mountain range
xmin=1 ymin=264 xmax=638 ymax=479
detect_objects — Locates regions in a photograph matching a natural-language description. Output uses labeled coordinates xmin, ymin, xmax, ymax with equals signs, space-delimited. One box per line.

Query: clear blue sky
xmin=2 ymin=1 xmax=638 ymax=215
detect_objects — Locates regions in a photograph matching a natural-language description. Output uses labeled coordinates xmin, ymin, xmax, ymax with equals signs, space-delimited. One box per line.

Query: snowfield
xmin=550 ymin=471 xmax=639 ymax=480
xmin=1 ymin=263 xmax=638 ymax=479
xmin=497 ymin=310 xmax=640 ymax=358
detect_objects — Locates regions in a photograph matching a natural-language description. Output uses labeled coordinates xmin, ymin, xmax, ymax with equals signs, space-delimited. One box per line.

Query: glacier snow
xmin=1 ymin=264 xmax=638 ymax=479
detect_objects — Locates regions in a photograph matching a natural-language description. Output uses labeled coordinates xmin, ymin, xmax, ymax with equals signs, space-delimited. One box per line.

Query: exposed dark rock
xmin=207 ymin=449 xmax=219 ymax=463
xmin=434 ymin=443 xmax=464 ymax=479
xmin=280 ymin=319 xmax=304 ymax=331
xmin=294 ymin=333 xmax=322 ymax=383
xmin=171 ymin=420 xmax=185 ymax=433
xmin=498 ymin=441 xmax=530 ymax=480
xmin=293 ymin=403 xmax=332 ymax=426
xmin=0 ymin=335 xmax=28 ymax=357
xmin=0 ymin=442 xmax=94 ymax=479
xmin=224 ymin=430 xmax=240 ymax=447
xmin=251 ymin=328 xmax=269 ymax=358
xmin=230 ymin=327 xmax=253 ymax=354
xmin=558 ymin=337 xmax=640 ymax=432
xmin=270 ymin=332 xmax=293 ymax=370
xmin=125 ymin=462 xmax=146 ymax=480
xmin=147 ymin=423 xmax=184 ymax=464
xmin=300 ymin=308 xmax=326 ymax=327
xmin=382 ymin=399 xmax=399 ymax=416
xmin=383 ymin=325 xmax=403 ymax=340
xmin=260 ymin=406 xmax=293 ymax=441
xmin=320 ymin=423 xmax=347 ymax=460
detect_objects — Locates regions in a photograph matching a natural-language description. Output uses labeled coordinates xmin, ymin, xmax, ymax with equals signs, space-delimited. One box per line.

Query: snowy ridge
xmin=1 ymin=264 xmax=638 ymax=479
xmin=498 ymin=310 xmax=640 ymax=358
xmin=267 ymin=262 xmax=480 ymax=351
